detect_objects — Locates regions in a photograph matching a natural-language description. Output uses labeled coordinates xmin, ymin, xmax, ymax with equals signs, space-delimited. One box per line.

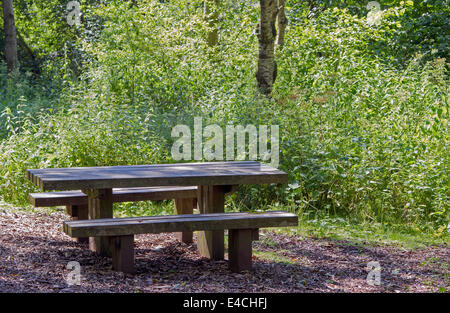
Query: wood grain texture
xmin=66 ymin=204 xmax=89 ymax=244
xmin=110 ymin=235 xmax=135 ymax=274
xmin=174 ymin=198 xmax=195 ymax=244
xmin=251 ymin=228 xmax=259 ymax=241
xmin=27 ymin=161 xmax=288 ymax=191
xmin=197 ymin=185 xmax=226 ymax=260
xmin=29 ymin=186 xmax=198 ymax=207
xmin=63 ymin=211 xmax=298 ymax=238
xmin=85 ymin=188 xmax=113 ymax=257
xmin=228 ymin=229 xmax=253 ymax=273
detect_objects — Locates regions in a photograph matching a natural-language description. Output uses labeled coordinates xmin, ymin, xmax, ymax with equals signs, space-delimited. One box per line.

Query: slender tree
xmin=17 ymin=30 xmax=40 ymax=75
xmin=204 ymin=0 xmax=219 ymax=47
xmin=276 ymin=0 xmax=288 ymax=49
xmin=2 ymin=0 xmax=19 ymax=72
xmin=256 ymin=0 xmax=277 ymax=95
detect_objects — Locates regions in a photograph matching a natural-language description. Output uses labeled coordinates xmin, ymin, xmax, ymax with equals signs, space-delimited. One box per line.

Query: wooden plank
xmin=63 ymin=211 xmax=298 ymax=238
xmin=29 ymin=161 xmax=261 ymax=175
xmin=197 ymin=185 xmax=226 ymax=260
xmin=110 ymin=235 xmax=135 ymax=274
xmin=26 ymin=161 xmax=288 ymax=191
xmin=84 ymin=188 xmax=113 ymax=257
xmin=113 ymin=186 xmax=197 ymax=202
xmin=64 ymin=211 xmax=294 ymax=224
xmin=228 ymin=229 xmax=253 ymax=273
xmin=29 ymin=186 xmax=198 ymax=207
xmin=174 ymin=198 xmax=194 ymax=244
xmin=66 ymin=211 xmax=261 ymax=225
xmin=66 ymin=204 xmax=75 ymax=217
xmin=251 ymin=228 xmax=259 ymax=241
xmin=67 ymin=204 xmax=89 ymax=244
xmin=30 ymin=191 xmax=89 ymax=207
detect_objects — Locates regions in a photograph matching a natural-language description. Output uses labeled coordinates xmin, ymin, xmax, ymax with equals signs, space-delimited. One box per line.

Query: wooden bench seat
xmin=30 ymin=186 xmax=198 ymax=244
xmin=29 ymin=186 xmax=198 ymax=207
xmin=63 ymin=211 xmax=298 ymax=274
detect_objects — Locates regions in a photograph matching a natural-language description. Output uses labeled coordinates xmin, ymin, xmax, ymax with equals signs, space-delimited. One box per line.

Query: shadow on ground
xmin=0 ymin=210 xmax=448 ymax=292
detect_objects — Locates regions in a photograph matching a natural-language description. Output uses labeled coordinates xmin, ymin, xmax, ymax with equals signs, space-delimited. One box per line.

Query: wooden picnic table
xmin=26 ymin=161 xmax=288 ymax=259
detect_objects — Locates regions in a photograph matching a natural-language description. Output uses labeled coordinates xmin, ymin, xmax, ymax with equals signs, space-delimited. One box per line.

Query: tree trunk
xmin=2 ymin=0 xmax=19 ymax=73
xmin=276 ymin=0 xmax=288 ymax=49
xmin=256 ymin=0 xmax=277 ymax=95
xmin=204 ymin=0 xmax=219 ymax=47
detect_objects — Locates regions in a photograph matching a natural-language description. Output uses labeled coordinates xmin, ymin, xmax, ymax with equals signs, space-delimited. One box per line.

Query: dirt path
xmin=0 ymin=209 xmax=448 ymax=293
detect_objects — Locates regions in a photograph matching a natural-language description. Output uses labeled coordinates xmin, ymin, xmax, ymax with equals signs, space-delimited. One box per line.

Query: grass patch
xmin=114 ymin=201 xmax=175 ymax=218
xmin=253 ymin=249 xmax=296 ymax=265
xmin=270 ymin=214 xmax=449 ymax=249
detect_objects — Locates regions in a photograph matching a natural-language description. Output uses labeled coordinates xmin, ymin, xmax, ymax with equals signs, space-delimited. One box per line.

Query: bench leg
xmin=228 ymin=229 xmax=253 ymax=273
xmin=251 ymin=228 xmax=259 ymax=241
xmin=174 ymin=198 xmax=194 ymax=244
xmin=66 ymin=204 xmax=89 ymax=244
xmin=110 ymin=235 xmax=135 ymax=274
xmin=83 ymin=188 xmax=113 ymax=257
xmin=197 ymin=185 xmax=227 ymax=260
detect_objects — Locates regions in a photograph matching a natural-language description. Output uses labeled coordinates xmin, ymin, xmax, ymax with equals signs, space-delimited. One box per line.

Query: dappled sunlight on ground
xmin=0 ymin=209 xmax=448 ymax=293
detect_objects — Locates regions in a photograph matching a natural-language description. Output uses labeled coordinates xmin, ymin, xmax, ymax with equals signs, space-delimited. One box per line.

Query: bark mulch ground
xmin=0 ymin=209 xmax=448 ymax=293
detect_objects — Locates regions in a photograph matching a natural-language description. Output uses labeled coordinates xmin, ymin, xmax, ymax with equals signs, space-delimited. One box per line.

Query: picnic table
xmin=26 ymin=161 xmax=288 ymax=260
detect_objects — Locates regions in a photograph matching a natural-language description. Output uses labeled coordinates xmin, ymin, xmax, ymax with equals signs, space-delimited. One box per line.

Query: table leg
xmin=82 ymin=188 xmax=113 ymax=257
xmin=196 ymin=185 xmax=227 ymax=260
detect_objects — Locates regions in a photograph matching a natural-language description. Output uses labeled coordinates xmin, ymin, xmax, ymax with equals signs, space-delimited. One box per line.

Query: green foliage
xmin=0 ymin=64 xmax=58 ymax=139
xmin=287 ymin=0 xmax=450 ymax=64
xmin=388 ymin=0 xmax=450 ymax=63
xmin=10 ymin=0 xmax=104 ymax=79
xmin=273 ymin=7 xmax=448 ymax=234
xmin=0 ymin=1 xmax=448 ymax=240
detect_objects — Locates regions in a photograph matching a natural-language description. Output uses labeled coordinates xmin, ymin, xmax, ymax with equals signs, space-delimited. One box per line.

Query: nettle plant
xmin=272 ymin=7 xmax=448 ymax=231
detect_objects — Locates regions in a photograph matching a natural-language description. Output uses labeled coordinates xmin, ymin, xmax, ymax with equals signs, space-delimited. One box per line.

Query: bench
xmin=63 ymin=211 xmax=298 ymax=274
xmin=30 ymin=186 xmax=198 ymax=243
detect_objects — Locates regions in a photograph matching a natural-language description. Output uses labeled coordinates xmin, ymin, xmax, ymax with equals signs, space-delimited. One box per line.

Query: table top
xmin=27 ymin=161 xmax=288 ymax=191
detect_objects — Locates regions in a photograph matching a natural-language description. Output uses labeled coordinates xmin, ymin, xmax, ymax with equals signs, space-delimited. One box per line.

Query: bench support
xmin=110 ymin=235 xmax=135 ymax=274
xmin=63 ymin=212 xmax=298 ymax=275
xmin=228 ymin=229 xmax=254 ymax=273
xmin=83 ymin=188 xmax=113 ymax=257
xmin=174 ymin=198 xmax=194 ymax=244
xmin=197 ymin=185 xmax=227 ymax=260
xmin=66 ymin=204 xmax=89 ymax=243
xmin=251 ymin=228 xmax=259 ymax=241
